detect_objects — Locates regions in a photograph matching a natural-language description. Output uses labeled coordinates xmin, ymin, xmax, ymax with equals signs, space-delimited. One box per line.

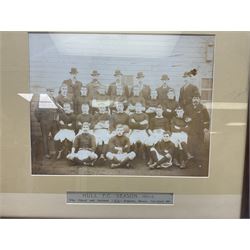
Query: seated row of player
xmin=53 ymin=95 xmax=209 ymax=169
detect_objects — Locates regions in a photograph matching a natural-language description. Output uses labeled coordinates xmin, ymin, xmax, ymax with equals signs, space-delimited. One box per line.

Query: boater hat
xmin=161 ymin=74 xmax=170 ymax=80
xmin=114 ymin=69 xmax=123 ymax=76
xmin=136 ymin=72 xmax=145 ymax=79
xmin=91 ymin=70 xmax=100 ymax=76
xmin=69 ymin=67 xmax=78 ymax=74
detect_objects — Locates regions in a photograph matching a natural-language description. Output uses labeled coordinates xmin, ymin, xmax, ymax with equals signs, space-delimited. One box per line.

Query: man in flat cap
xmin=135 ymin=72 xmax=151 ymax=100
xmin=60 ymin=67 xmax=83 ymax=99
xmin=156 ymin=74 xmax=171 ymax=102
xmin=108 ymin=69 xmax=129 ymax=99
xmin=87 ymin=70 xmax=102 ymax=99
xmin=179 ymin=69 xmax=200 ymax=108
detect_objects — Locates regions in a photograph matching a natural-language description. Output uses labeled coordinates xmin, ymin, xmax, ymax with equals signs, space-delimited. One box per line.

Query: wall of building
xmin=29 ymin=33 xmax=215 ymax=100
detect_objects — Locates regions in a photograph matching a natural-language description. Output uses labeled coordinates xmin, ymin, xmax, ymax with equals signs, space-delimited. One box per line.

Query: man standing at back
xmin=60 ymin=67 xmax=83 ymax=99
xmin=135 ymin=72 xmax=151 ymax=100
xmin=156 ymin=74 xmax=171 ymax=102
xmin=108 ymin=69 xmax=129 ymax=98
xmin=87 ymin=70 xmax=102 ymax=98
xmin=179 ymin=68 xmax=200 ymax=108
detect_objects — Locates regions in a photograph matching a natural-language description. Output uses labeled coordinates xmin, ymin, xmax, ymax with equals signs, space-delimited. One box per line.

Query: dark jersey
xmin=73 ymin=133 xmax=96 ymax=151
xmin=74 ymin=95 xmax=91 ymax=114
xmin=150 ymin=117 xmax=170 ymax=131
xmin=171 ymin=116 xmax=188 ymax=133
xmin=76 ymin=113 xmax=93 ymax=130
xmin=58 ymin=112 xmax=76 ymax=130
xmin=129 ymin=113 xmax=149 ymax=130
xmin=110 ymin=112 xmax=130 ymax=131
xmin=163 ymin=99 xmax=178 ymax=119
xmin=93 ymin=112 xmax=111 ymax=125
xmin=108 ymin=135 xmax=131 ymax=153
xmin=55 ymin=94 xmax=73 ymax=107
xmin=154 ymin=140 xmax=175 ymax=156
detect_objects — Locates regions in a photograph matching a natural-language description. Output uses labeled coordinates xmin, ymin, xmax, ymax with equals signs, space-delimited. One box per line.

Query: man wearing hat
xmin=135 ymin=72 xmax=151 ymax=100
xmin=179 ymin=69 xmax=200 ymax=108
xmin=87 ymin=70 xmax=102 ymax=98
xmin=128 ymin=84 xmax=146 ymax=113
xmin=108 ymin=70 xmax=129 ymax=98
xmin=184 ymin=92 xmax=210 ymax=168
xmin=60 ymin=67 xmax=83 ymax=99
xmin=156 ymin=74 xmax=171 ymax=102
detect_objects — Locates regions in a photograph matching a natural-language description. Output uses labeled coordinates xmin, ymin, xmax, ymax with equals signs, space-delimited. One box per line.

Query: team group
xmin=35 ymin=67 xmax=210 ymax=169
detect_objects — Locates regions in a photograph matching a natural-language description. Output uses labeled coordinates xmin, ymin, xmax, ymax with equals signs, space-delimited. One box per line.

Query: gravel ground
xmin=32 ymin=157 xmax=209 ymax=176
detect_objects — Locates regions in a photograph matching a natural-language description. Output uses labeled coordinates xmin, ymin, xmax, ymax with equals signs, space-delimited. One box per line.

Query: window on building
xmin=201 ymin=78 xmax=213 ymax=102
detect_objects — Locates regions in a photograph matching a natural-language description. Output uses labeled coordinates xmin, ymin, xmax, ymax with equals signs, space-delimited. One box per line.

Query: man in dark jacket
xmin=179 ymin=69 xmax=200 ymax=108
xmin=108 ymin=70 xmax=129 ymax=98
xmin=35 ymin=92 xmax=59 ymax=159
xmin=156 ymin=74 xmax=171 ymax=102
xmin=59 ymin=67 xmax=83 ymax=99
xmin=185 ymin=92 xmax=210 ymax=168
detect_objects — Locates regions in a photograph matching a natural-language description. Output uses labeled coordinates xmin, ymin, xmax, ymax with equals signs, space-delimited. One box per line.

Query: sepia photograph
xmin=29 ymin=33 xmax=215 ymax=176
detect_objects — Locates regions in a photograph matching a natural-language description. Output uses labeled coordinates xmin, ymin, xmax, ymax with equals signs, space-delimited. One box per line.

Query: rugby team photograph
xmin=29 ymin=33 xmax=214 ymax=176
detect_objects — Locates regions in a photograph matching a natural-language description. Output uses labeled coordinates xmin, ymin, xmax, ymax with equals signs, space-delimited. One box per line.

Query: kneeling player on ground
xmin=106 ymin=125 xmax=136 ymax=169
xmin=67 ymin=122 xmax=97 ymax=166
xmin=149 ymin=131 xmax=175 ymax=169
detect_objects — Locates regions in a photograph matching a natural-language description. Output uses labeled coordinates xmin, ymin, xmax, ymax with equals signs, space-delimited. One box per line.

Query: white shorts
xmin=129 ymin=129 xmax=149 ymax=144
xmin=106 ymin=151 xmax=136 ymax=162
xmin=110 ymin=130 xmax=130 ymax=138
xmin=54 ymin=129 xmax=75 ymax=142
xmin=67 ymin=149 xmax=97 ymax=161
xmin=76 ymin=129 xmax=94 ymax=136
xmin=171 ymin=132 xmax=188 ymax=146
xmin=146 ymin=107 xmax=156 ymax=113
xmin=146 ymin=129 xmax=164 ymax=146
xmin=94 ymin=129 xmax=111 ymax=145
